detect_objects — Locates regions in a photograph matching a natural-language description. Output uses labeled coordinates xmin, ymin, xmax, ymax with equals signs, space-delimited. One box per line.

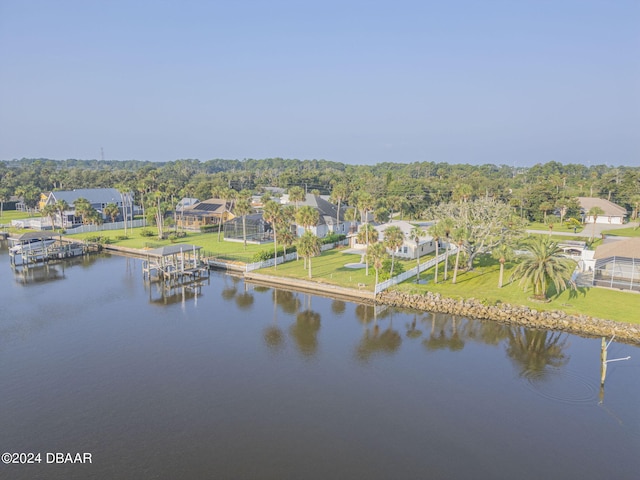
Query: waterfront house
xmin=175 ymin=198 xmax=235 ymax=231
xmin=282 ymin=193 xmax=355 ymax=238
xmin=43 ymin=188 xmax=132 ymax=228
xmin=577 ymin=197 xmax=627 ymax=224
xmin=349 ymin=221 xmax=435 ymax=260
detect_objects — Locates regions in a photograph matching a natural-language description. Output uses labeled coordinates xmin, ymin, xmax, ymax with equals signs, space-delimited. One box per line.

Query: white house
xmin=577 ymin=197 xmax=627 ymax=224
xmin=350 ymin=221 xmax=436 ymax=260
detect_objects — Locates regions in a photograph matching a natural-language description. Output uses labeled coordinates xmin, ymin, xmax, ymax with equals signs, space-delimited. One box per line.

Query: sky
xmin=1 ymin=0 xmax=638 ymax=166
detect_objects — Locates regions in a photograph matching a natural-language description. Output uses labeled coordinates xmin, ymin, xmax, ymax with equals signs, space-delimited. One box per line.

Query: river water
xmin=1 ymin=243 xmax=638 ymax=479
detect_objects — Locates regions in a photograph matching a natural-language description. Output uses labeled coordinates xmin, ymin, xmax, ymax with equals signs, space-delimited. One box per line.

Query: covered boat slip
xmin=142 ymin=243 xmax=209 ymax=284
xmin=8 ymin=231 xmax=85 ymax=266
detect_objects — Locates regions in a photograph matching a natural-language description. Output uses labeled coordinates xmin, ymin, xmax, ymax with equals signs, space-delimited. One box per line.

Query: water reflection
xmin=505 ymin=328 xmax=570 ymax=378
xmin=290 ymin=295 xmax=321 ymax=357
xmin=11 ymin=253 xmax=101 ymax=285
xmin=148 ymin=280 xmax=205 ymax=306
xmin=423 ymin=313 xmax=465 ymax=352
xmin=235 ymin=284 xmax=254 ymax=310
xmin=331 ymin=299 xmax=346 ymax=315
xmin=356 ymin=323 xmax=402 ymax=362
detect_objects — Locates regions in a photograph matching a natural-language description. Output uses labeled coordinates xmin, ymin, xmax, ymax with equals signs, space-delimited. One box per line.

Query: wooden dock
xmin=141 ymin=243 xmax=210 ymax=285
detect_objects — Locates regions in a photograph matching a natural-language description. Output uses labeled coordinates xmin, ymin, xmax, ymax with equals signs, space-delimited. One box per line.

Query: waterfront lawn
xmin=67 ymin=227 xmax=271 ymax=263
xmin=259 ymin=248 xmax=417 ymax=292
xmin=603 ymin=225 xmax=640 ymax=237
xmin=0 ymin=210 xmax=32 ymax=224
xmin=394 ymin=255 xmax=640 ymax=324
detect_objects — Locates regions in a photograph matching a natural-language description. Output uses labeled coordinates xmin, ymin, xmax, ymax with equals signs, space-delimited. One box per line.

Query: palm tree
xmin=383 ymin=225 xmax=404 ymax=277
xmin=263 ymin=200 xmax=282 ymax=269
xmin=55 ymin=199 xmax=70 ymax=229
xmin=451 ymin=227 xmax=466 ymax=285
xmin=288 ymin=186 xmax=306 ymax=210
xmin=297 ymin=231 xmax=321 ymax=279
xmin=510 ymin=236 xmax=576 ymax=301
xmin=103 ymin=203 xmax=120 ymax=223
xmin=295 ymin=205 xmax=319 ymax=232
xmin=41 ymin=204 xmax=57 ymax=230
xmin=234 ymin=197 xmax=252 ymax=250
xmin=366 ymin=242 xmax=388 ymax=285
xmin=357 ymin=223 xmax=378 ymax=276
xmin=73 ymin=197 xmax=91 ymax=224
xmin=330 ymin=182 xmax=348 ymax=232
xmin=408 ymin=226 xmax=425 ymax=283
xmin=587 ymin=206 xmax=605 ymax=240
xmin=492 ymin=243 xmax=515 ymax=288
xmin=428 ymin=222 xmax=445 ymax=284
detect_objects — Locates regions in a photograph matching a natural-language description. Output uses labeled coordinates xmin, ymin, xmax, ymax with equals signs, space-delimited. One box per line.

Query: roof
xmin=373 ymin=221 xmax=433 ymax=244
xmin=577 ymin=197 xmax=627 ymax=217
xmin=183 ymin=198 xmax=231 ymax=215
xmin=146 ymin=244 xmax=202 ymax=257
xmin=9 ymin=231 xmax=57 ymax=241
xmin=285 ymin=193 xmax=347 ymax=226
xmin=50 ymin=188 xmax=125 ymax=205
xmin=594 ymin=237 xmax=640 ymax=260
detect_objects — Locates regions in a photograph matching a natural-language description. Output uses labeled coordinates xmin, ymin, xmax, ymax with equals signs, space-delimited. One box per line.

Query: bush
xmin=379 ymin=258 xmax=405 ymax=281
xmin=140 ymin=229 xmax=155 ymax=237
xmin=321 ymin=233 xmax=346 ymax=245
xmin=115 ymin=235 xmax=128 ymax=241
xmin=200 ymin=225 xmax=217 ymax=233
xmin=250 ymin=246 xmax=296 ymax=263
xmin=85 ymin=235 xmax=112 ymax=244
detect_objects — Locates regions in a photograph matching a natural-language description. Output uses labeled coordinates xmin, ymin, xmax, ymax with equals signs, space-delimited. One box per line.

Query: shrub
xmin=115 ymin=235 xmax=128 ymax=241
xmin=200 ymin=225 xmax=217 ymax=233
xmin=322 ymin=233 xmax=346 ymax=245
xmin=250 ymin=246 xmax=296 ymax=263
xmin=140 ymin=229 xmax=155 ymax=237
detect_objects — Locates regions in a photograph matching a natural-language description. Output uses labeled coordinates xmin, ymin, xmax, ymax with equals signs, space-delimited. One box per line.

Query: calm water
xmin=1 ymin=242 xmax=639 ymax=480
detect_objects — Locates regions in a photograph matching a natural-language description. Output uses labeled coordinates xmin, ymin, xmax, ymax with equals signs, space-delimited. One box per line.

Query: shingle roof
xmin=594 ymin=237 xmax=640 ymax=260
xmin=577 ymin=197 xmax=627 ymax=217
xmin=295 ymin=194 xmax=346 ymax=226
xmin=50 ymin=188 xmax=124 ymax=205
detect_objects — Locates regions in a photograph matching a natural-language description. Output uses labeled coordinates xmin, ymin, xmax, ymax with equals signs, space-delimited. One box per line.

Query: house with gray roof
xmin=44 ymin=188 xmax=133 ymax=227
xmin=283 ymin=193 xmax=355 ymax=238
xmin=577 ymin=197 xmax=627 ymax=224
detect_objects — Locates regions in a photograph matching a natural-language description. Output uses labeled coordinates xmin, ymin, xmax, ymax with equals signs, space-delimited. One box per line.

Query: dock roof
xmin=9 ymin=231 xmax=58 ymax=241
xmin=145 ymin=244 xmax=202 ymax=257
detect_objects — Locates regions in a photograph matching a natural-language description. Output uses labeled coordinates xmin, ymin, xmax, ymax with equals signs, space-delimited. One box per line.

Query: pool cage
xmin=592 ymin=256 xmax=640 ymax=292
xmin=223 ymin=214 xmax=272 ymax=243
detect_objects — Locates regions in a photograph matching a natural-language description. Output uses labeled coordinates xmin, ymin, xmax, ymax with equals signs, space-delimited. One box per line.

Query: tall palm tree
xmin=295 ymin=205 xmax=319 ymax=232
xmin=330 ymin=183 xmax=348 ymax=231
xmin=409 ymin=226 xmax=425 ymax=283
xmin=41 ymin=204 xmax=57 ymax=230
xmin=263 ymin=200 xmax=282 ymax=270
xmin=73 ymin=197 xmax=91 ymax=225
xmin=439 ymin=217 xmax=454 ymax=281
xmin=510 ymin=236 xmax=576 ymax=301
xmin=451 ymin=227 xmax=466 ymax=285
xmin=234 ymin=197 xmax=252 ymax=250
xmin=297 ymin=231 xmax=321 ymax=279
xmin=103 ymin=203 xmax=120 ymax=223
xmin=428 ymin=222 xmax=445 ymax=284
xmin=492 ymin=243 xmax=515 ymax=288
xmin=383 ymin=225 xmax=404 ymax=277
xmin=366 ymin=242 xmax=388 ymax=285
xmin=288 ymin=186 xmax=306 ymax=210
xmin=587 ymin=206 xmax=605 ymax=240
xmin=55 ymin=199 xmax=70 ymax=229
xmin=357 ymin=223 xmax=378 ymax=276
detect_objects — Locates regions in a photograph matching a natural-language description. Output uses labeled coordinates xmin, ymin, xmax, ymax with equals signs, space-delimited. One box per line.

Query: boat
xmin=9 ymin=237 xmax=57 ymax=254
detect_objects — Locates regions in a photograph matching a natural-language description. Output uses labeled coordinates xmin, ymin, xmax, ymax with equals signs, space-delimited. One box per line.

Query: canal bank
xmin=95 ymin=243 xmax=640 ymax=343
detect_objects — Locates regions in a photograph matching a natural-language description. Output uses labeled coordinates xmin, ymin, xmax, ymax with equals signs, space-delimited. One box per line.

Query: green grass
xmin=603 ymin=225 xmax=640 ymax=237
xmin=527 ymin=221 xmax=584 ymax=233
xmin=0 ymin=210 xmax=32 ymax=224
xmin=393 ymin=255 xmax=640 ymax=324
xmin=67 ymin=227 xmax=273 ymax=263
xmin=259 ymin=248 xmax=419 ymax=292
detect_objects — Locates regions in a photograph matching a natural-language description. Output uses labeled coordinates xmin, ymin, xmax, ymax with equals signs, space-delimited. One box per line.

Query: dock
xmin=8 ymin=232 xmax=89 ymax=266
xmin=142 ymin=243 xmax=210 ymax=285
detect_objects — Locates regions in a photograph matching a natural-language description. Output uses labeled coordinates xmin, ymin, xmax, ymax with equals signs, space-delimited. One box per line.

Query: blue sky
xmin=1 ymin=0 xmax=638 ymax=166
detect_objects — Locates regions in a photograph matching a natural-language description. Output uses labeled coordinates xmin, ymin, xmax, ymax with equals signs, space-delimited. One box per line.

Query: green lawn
xmin=603 ymin=225 xmax=640 ymax=237
xmin=67 ymin=227 xmax=273 ymax=263
xmin=527 ymin=221 xmax=584 ymax=233
xmin=0 ymin=210 xmax=32 ymax=224
xmin=393 ymin=255 xmax=640 ymax=324
xmin=259 ymin=248 xmax=419 ymax=292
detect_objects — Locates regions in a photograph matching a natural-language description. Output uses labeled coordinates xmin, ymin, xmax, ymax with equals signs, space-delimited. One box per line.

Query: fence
xmin=65 ymin=219 xmax=146 ymax=234
xmin=245 ymin=252 xmax=298 ymax=272
xmin=374 ymin=248 xmax=456 ymax=294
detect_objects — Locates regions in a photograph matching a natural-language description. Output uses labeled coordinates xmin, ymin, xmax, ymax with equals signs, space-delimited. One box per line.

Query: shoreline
xmin=98 ymin=243 xmax=640 ymax=344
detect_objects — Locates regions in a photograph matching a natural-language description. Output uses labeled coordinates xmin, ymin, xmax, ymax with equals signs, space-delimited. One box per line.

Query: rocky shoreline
xmin=378 ymin=290 xmax=640 ymax=345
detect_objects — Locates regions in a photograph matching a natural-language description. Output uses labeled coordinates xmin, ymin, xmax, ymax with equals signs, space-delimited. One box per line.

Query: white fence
xmin=65 ymin=219 xmax=146 ymax=234
xmin=374 ymin=248 xmax=456 ymax=294
xmin=245 ymin=252 xmax=298 ymax=272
